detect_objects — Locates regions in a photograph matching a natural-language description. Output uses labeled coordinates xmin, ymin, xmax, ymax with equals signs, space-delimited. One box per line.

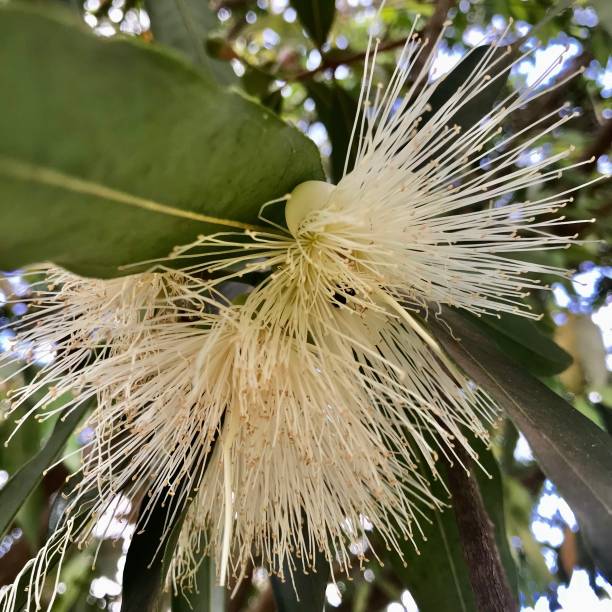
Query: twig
xmin=445 ymin=447 xmax=517 ymax=612
xmin=412 ymin=0 xmax=457 ymax=75
xmin=291 ymin=36 xmax=412 ymax=82
xmin=290 ymin=0 xmax=456 ymax=82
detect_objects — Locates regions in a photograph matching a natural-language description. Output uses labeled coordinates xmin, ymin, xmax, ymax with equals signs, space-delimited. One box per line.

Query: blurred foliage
xmin=0 ymin=0 xmax=611 ymax=611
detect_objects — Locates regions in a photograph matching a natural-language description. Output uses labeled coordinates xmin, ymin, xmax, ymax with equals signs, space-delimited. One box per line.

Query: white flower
xmin=174 ymin=312 xmax=466 ymax=588
xmin=167 ymin=27 xmax=595 ymax=586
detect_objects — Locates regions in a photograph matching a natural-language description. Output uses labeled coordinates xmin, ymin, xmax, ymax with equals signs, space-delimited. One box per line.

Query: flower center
xmin=284 ymin=180 xmax=335 ymax=236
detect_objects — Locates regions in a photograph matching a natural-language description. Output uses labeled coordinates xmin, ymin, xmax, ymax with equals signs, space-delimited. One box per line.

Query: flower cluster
xmin=0 ymin=22 xmax=594 ymax=611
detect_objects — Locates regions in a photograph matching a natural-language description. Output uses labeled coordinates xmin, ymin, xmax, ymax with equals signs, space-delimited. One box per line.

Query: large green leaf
xmin=0 ymin=401 xmax=89 ymax=541
xmin=389 ymin=444 xmax=517 ymax=612
xmin=0 ymin=5 xmax=324 ymax=278
xmin=428 ymin=307 xmax=612 ymax=580
xmin=121 ymin=492 xmax=185 ymax=612
xmin=144 ymin=0 xmax=235 ymax=85
xmin=471 ymin=312 xmax=572 ymax=376
xmin=290 ymin=0 xmax=336 ymax=48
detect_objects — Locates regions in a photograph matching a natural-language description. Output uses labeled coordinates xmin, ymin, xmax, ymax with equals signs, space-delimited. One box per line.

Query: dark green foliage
xmin=0 ymin=1 xmax=610 ymax=609
xmin=428 ymin=307 xmax=612 ymax=580
xmin=0 ymin=401 xmax=89 ymax=540
xmin=305 ymin=80 xmax=359 ymax=183
xmin=471 ymin=312 xmax=573 ymax=376
xmin=290 ymin=0 xmax=336 ymax=48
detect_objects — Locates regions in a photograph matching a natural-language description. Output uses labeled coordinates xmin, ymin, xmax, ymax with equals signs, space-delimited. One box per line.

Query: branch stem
xmin=291 ymin=36 xmax=412 ymax=82
xmin=445 ymin=447 xmax=517 ymax=612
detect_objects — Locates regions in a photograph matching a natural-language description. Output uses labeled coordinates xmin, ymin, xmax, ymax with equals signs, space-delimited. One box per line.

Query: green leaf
xmin=305 ymin=80 xmax=358 ymax=183
xmin=144 ymin=0 xmax=235 ymax=85
xmin=121 ymin=491 xmax=184 ymax=611
xmin=270 ymin=549 xmax=330 ymax=612
xmin=427 ymin=307 xmax=612 ymax=580
xmin=389 ymin=444 xmax=517 ymax=612
xmin=0 ymin=368 xmax=43 ymax=478
xmin=397 ymin=489 xmax=473 ymax=611
xmin=171 ymin=557 xmax=224 ymax=612
xmin=426 ymin=46 xmax=509 ymax=134
xmin=0 ymin=368 xmax=74 ymax=547
xmin=470 ymin=312 xmax=573 ymax=376
xmin=122 ymin=427 xmax=221 ymax=611
xmin=0 ymin=402 xmax=89 ymax=541
xmin=0 ymin=4 xmax=324 ymax=278
xmin=290 ymin=0 xmax=336 ymax=48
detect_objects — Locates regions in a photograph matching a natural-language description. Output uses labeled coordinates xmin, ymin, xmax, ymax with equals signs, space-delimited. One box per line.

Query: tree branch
xmin=290 ymin=36 xmax=412 ymax=82
xmin=291 ymin=0 xmax=456 ymax=82
xmin=412 ymin=0 xmax=456 ymax=75
xmin=445 ymin=448 xmax=517 ymax=612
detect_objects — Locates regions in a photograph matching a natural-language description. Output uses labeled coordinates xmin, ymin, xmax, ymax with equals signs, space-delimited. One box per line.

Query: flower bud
xmin=284 ymin=180 xmax=335 ymax=236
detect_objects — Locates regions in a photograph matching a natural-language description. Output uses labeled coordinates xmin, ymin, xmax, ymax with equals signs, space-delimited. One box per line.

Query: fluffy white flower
xmin=174 ymin=310 xmax=481 ymax=588
xmin=166 ymin=26 xmax=595 ymax=587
